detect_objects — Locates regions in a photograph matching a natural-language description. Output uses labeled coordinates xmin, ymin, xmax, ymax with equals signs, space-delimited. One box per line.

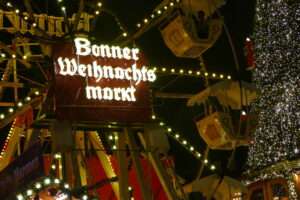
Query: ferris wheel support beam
xmin=89 ymin=131 xmax=120 ymax=199
xmin=0 ymin=95 xmax=44 ymax=129
xmin=75 ymin=131 xmax=88 ymax=186
xmin=116 ymin=131 xmax=130 ymax=200
xmin=126 ymin=129 xmax=152 ymax=200
xmin=138 ymin=132 xmax=180 ymax=200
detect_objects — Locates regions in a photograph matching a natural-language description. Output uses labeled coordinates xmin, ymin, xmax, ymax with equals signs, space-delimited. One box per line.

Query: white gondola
xmin=188 ymin=80 xmax=257 ymax=150
xmin=160 ymin=0 xmax=224 ymax=58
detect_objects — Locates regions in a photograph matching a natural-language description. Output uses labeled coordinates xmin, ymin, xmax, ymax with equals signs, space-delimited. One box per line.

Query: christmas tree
xmin=246 ymin=0 xmax=300 ymax=199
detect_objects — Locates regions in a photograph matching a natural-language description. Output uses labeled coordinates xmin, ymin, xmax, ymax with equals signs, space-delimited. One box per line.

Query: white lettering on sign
xmin=57 ymin=38 xmax=156 ymax=102
xmin=74 ymin=38 xmax=140 ymax=60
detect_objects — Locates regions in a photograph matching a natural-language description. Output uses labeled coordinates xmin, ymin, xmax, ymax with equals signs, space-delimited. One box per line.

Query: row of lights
xmin=151 ymin=114 xmax=216 ymax=171
xmin=0 ymin=120 xmax=16 ymax=159
xmin=16 ymin=177 xmax=71 ymax=200
xmin=16 ymin=153 xmax=90 ymax=200
xmin=0 ymin=52 xmax=29 ymax=60
xmin=5 ymin=1 xmax=39 ymax=28
xmin=0 ymin=90 xmax=41 ymax=121
xmin=135 ymin=0 xmax=181 ymax=29
xmin=151 ymin=67 xmax=232 ymax=80
xmin=0 ymin=90 xmax=41 ymax=160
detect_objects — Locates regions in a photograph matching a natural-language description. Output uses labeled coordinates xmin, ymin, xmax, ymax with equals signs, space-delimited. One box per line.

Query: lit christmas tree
xmin=246 ymin=0 xmax=300 ymax=199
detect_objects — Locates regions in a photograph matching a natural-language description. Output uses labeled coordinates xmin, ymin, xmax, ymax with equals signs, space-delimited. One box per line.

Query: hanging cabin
xmin=159 ymin=0 xmax=224 ymax=58
xmin=187 ymin=80 xmax=257 ymax=150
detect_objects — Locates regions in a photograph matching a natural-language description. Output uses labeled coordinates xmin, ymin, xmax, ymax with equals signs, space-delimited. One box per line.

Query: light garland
xmin=151 ymin=114 xmax=216 ymax=172
xmin=135 ymin=0 xmax=181 ymax=30
xmin=151 ymin=67 xmax=232 ymax=80
xmin=246 ymin=0 xmax=300 ymax=199
xmin=16 ymin=176 xmax=71 ymax=200
xmin=0 ymin=119 xmax=16 ymax=159
xmin=0 ymin=89 xmax=42 ymax=123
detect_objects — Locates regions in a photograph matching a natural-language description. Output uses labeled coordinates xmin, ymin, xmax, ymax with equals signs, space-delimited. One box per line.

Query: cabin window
xmin=271 ymin=183 xmax=288 ymax=200
xmin=250 ymin=188 xmax=264 ymax=200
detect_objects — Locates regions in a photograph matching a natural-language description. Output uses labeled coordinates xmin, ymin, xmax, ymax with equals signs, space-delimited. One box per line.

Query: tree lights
xmin=246 ymin=0 xmax=300 ymax=199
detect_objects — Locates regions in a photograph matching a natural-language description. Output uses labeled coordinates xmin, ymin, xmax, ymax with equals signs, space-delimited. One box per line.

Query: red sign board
xmin=52 ymin=38 xmax=155 ymax=123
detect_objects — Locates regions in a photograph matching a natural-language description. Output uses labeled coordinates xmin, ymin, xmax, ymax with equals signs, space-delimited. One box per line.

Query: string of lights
xmin=151 ymin=66 xmax=232 ymax=80
xmin=0 ymin=119 xmax=16 ymax=159
xmin=16 ymin=176 xmax=71 ymax=200
xmin=135 ymin=0 xmax=181 ymax=29
xmin=246 ymin=0 xmax=300 ymax=199
xmin=0 ymin=90 xmax=41 ymax=121
xmin=151 ymin=114 xmax=216 ymax=171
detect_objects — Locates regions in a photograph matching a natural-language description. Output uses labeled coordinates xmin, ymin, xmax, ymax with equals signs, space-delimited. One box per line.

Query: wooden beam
xmin=154 ymin=92 xmax=194 ymax=99
xmin=126 ymin=129 xmax=151 ymax=200
xmin=0 ymin=102 xmax=15 ymax=107
xmin=116 ymin=130 xmax=129 ymax=200
xmin=75 ymin=131 xmax=88 ymax=186
xmin=89 ymin=131 xmax=120 ymax=199
xmin=0 ymin=96 xmax=44 ymax=129
xmin=0 ymin=125 xmax=24 ymax=171
xmin=0 ymin=81 xmax=23 ymax=88
xmin=138 ymin=132 xmax=179 ymax=200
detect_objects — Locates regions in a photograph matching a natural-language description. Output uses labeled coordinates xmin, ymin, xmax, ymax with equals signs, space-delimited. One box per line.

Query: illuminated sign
xmin=52 ymin=38 xmax=154 ymax=123
xmin=56 ymin=38 xmax=156 ymax=102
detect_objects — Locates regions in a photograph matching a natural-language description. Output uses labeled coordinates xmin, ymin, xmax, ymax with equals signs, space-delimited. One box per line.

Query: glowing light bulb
xmin=35 ymin=183 xmax=42 ymax=189
xmin=17 ymin=194 xmax=24 ymax=200
xmin=44 ymin=178 xmax=51 ymax=185
xmin=26 ymin=189 xmax=33 ymax=196
xmin=210 ymin=165 xmax=216 ymax=170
